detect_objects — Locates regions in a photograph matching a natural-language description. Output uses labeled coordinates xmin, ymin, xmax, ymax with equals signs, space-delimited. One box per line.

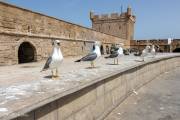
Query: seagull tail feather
xmin=74 ymin=59 xmax=81 ymax=62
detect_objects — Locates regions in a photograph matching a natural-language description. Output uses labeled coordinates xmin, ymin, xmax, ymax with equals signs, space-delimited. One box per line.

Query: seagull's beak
xmin=53 ymin=40 xmax=61 ymax=46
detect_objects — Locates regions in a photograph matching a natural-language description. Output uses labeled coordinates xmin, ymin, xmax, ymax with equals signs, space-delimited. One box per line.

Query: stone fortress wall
xmin=0 ymin=2 xmax=125 ymax=65
xmin=90 ymin=6 xmax=136 ymax=48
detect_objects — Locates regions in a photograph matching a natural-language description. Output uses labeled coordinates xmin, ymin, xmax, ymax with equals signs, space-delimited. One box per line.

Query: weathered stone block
xmin=35 ymin=102 xmax=58 ymax=120
xmin=57 ymin=86 xmax=96 ymax=120
xmin=96 ymin=82 xmax=105 ymax=97
xmin=104 ymin=77 xmax=117 ymax=93
xmin=104 ymin=92 xmax=113 ymax=110
xmin=74 ymin=107 xmax=93 ymax=120
xmin=88 ymin=97 xmax=105 ymax=119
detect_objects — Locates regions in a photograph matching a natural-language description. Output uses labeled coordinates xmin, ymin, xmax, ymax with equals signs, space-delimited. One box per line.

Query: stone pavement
xmin=0 ymin=54 xmax=137 ymax=119
xmin=0 ymin=53 xmax=179 ymax=119
xmin=105 ymin=66 xmax=180 ymax=120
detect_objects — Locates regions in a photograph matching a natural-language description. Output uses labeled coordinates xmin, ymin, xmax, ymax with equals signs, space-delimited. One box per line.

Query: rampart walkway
xmin=0 ymin=53 xmax=179 ymax=120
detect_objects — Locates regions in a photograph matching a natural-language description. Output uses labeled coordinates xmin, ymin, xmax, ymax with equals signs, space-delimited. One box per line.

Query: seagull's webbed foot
xmin=90 ymin=61 xmax=95 ymax=68
xmin=51 ymin=70 xmax=56 ymax=80
xmin=92 ymin=61 xmax=95 ymax=68
xmin=52 ymin=75 xmax=56 ymax=80
xmin=90 ymin=61 xmax=93 ymax=68
xmin=55 ymin=69 xmax=60 ymax=79
xmin=116 ymin=58 xmax=119 ymax=65
xmin=52 ymin=75 xmax=59 ymax=80
xmin=51 ymin=69 xmax=59 ymax=80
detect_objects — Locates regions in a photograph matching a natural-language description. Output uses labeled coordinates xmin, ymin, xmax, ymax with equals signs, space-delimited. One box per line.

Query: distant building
xmin=130 ymin=39 xmax=180 ymax=52
xmin=90 ymin=6 xmax=136 ymax=48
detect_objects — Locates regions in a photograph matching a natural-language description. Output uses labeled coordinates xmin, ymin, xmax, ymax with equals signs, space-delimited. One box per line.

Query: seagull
xmin=141 ymin=45 xmax=150 ymax=61
xmin=150 ymin=45 xmax=156 ymax=58
xmin=105 ymin=45 xmax=124 ymax=64
xmin=41 ymin=40 xmax=63 ymax=79
xmin=75 ymin=41 xmax=101 ymax=68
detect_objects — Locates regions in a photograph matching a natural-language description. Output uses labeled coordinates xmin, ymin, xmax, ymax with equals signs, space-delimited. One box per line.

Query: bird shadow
xmin=43 ymin=76 xmax=61 ymax=80
xmin=44 ymin=75 xmax=52 ymax=79
xmin=21 ymin=65 xmax=36 ymax=68
xmin=85 ymin=66 xmax=100 ymax=69
xmin=106 ymin=63 xmax=120 ymax=65
xmin=134 ymin=59 xmax=144 ymax=62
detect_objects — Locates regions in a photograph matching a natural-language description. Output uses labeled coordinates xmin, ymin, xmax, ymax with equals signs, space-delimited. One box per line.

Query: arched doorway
xmin=18 ymin=42 xmax=36 ymax=64
xmin=173 ymin=48 xmax=180 ymax=52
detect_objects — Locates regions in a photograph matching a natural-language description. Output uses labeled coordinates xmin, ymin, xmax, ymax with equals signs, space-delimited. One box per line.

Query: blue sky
xmin=4 ymin=0 xmax=180 ymax=39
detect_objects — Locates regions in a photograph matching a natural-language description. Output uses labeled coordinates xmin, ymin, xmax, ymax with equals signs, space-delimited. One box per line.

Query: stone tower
xmin=90 ymin=6 xmax=136 ymax=48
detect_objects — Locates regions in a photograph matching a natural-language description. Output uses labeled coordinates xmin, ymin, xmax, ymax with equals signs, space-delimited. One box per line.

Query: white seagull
xmin=150 ymin=45 xmax=156 ymax=58
xmin=75 ymin=41 xmax=101 ymax=68
xmin=41 ymin=40 xmax=63 ymax=79
xmin=141 ymin=45 xmax=150 ymax=61
xmin=105 ymin=45 xmax=124 ymax=64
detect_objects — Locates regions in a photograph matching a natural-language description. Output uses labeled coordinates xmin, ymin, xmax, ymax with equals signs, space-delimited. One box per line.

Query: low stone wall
xmin=11 ymin=55 xmax=180 ymax=120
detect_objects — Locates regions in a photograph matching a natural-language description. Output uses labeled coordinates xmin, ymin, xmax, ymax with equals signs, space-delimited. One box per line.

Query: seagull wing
xmin=81 ymin=53 xmax=97 ymax=61
xmin=75 ymin=53 xmax=97 ymax=62
xmin=114 ymin=47 xmax=119 ymax=51
xmin=41 ymin=56 xmax=52 ymax=71
xmin=118 ymin=47 xmax=124 ymax=55
xmin=105 ymin=52 xmax=118 ymax=58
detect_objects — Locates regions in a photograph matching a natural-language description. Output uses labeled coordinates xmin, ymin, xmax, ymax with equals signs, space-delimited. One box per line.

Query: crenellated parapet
xmin=90 ymin=12 xmax=131 ymax=21
xmin=90 ymin=6 xmax=135 ymax=23
xmin=90 ymin=6 xmax=136 ymax=48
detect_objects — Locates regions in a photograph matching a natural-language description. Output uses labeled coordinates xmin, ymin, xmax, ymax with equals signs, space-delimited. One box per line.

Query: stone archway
xmin=173 ymin=48 xmax=180 ymax=52
xmin=18 ymin=42 xmax=37 ymax=64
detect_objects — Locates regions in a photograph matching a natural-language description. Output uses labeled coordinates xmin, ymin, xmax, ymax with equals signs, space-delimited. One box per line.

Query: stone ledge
xmin=0 ymin=54 xmax=180 ymax=120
